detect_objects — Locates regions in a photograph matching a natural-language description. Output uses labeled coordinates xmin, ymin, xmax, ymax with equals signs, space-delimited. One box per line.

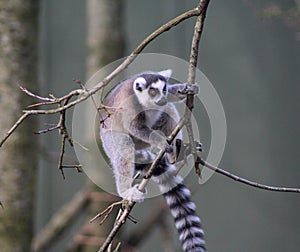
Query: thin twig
xmin=199 ymin=159 xmax=300 ymax=193
xmin=18 ymin=84 xmax=54 ymax=102
xmin=90 ymin=201 xmax=123 ymax=225
xmin=58 ymin=135 xmax=67 ymax=179
xmin=27 ymin=102 xmax=55 ymax=108
xmin=57 ymin=97 xmax=74 ymax=179
xmin=98 ymin=205 xmax=133 ymax=252
xmin=34 ymin=125 xmax=60 ymax=134
xmin=60 ymin=165 xmax=82 ymax=173
xmin=0 ymin=112 xmax=31 ymax=147
xmin=73 ymin=79 xmax=86 ymax=90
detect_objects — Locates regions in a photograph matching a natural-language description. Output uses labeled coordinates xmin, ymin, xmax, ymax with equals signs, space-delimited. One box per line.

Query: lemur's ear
xmin=158 ymin=69 xmax=172 ymax=81
xmin=133 ymin=77 xmax=147 ymax=92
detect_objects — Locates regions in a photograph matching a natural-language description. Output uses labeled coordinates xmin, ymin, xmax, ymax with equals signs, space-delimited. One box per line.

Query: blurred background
xmin=0 ymin=0 xmax=299 ymax=251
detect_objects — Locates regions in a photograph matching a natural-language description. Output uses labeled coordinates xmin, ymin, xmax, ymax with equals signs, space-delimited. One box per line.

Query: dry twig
xmin=90 ymin=201 xmax=123 ymax=225
xmin=199 ymin=159 xmax=300 ymax=193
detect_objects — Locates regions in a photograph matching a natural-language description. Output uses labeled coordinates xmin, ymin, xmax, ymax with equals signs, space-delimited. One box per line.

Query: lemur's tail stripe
xmin=163 ymin=183 xmax=206 ymax=252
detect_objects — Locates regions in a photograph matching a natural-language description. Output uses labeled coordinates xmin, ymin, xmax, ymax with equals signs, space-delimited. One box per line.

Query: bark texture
xmin=0 ymin=1 xmax=39 ymax=251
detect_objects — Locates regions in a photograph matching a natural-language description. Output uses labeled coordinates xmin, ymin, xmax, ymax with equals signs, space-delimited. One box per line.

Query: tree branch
xmin=199 ymin=159 xmax=300 ymax=193
xmin=185 ymin=0 xmax=210 ymax=177
xmin=0 ymin=112 xmax=31 ymax=147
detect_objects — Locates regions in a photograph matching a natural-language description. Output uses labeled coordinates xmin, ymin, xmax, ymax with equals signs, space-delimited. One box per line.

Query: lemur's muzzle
xmin=155 ymin=97 xmax=167 ymax=106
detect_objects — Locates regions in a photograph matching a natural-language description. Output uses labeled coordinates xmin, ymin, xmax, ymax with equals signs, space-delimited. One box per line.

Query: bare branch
xmin=185 ymin=0 xmax=210 ymax=177
xmin=199 ymin=159 xmax=300 ymax=193
xmin=187 ymin=0 xmax=210 ymax=84
xmin=34 ymin=125 xmax=60 ymax=134
xmin=57 ymin=97 xmax=75 ymax=179
xmin=18 ymin=85 xmax=54 ymax=102
xmin=98 ymin=205 xmax=133 ymax=252
xmin=60 ymin=165 xmax=82 ymax=173
xmin=90 ymin=201 xmax=123 ymax=225
xmin=58 ymin=133 xmax=67 ymax=179
xmin=0 ymin=112 xmax=31 ymax=147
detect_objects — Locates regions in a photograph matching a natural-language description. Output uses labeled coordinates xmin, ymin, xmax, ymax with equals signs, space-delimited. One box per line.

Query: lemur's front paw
xmin=190 ymin=83 xmax=200 ymax=94
xmin=180 ymin=83 xmax=200 ymax=95
xmin=121 ymin=185 xmax=144 ymax=203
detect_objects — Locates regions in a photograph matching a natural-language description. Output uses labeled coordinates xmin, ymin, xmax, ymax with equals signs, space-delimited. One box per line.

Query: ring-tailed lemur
xmin=100 ymin=70 xmax=206 ymax=251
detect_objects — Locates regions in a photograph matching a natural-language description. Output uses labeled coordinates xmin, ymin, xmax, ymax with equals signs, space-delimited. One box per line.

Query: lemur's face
xmin=133 ymin=74 xmax=168 ymax=107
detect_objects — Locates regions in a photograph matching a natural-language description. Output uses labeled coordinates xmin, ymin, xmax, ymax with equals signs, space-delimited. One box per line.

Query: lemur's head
xmin=133 ymin=69 xmax=172 ymax=108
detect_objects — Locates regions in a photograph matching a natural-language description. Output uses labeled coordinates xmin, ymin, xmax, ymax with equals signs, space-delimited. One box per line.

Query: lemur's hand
xmin=180 ymin=83 xmax=200 ymax=95
xmin=120 ymin=185 xmax=144 ymax=203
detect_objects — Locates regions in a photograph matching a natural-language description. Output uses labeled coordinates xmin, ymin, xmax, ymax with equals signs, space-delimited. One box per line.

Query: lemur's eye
xmin=149 ymin=88 xmax=158 ymax=97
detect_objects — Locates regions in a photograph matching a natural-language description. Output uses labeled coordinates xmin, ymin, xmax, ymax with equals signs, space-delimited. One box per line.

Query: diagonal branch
xmin=0 ymin=112 xmax=31 ymax=147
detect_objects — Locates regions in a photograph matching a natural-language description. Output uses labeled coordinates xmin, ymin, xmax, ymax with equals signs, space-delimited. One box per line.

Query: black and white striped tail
xmin=164 ymin=183 xmax=206 ymax=252
xmin=135 ymin=150 xmax=206 ymax=251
